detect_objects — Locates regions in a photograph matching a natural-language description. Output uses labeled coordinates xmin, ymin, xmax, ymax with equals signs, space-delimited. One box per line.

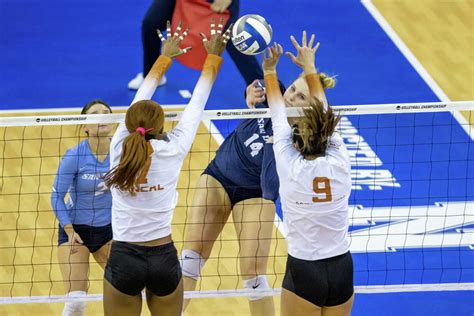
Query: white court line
xmin=202 ymin=118 xmax=225 ymax=145
xmin=1 ymin=283 xmax=473 ymax=304
xmin=361 ymin=0 xmax=473 ymax=140
xmin=179 ymin=89 xmax=192 ymax=98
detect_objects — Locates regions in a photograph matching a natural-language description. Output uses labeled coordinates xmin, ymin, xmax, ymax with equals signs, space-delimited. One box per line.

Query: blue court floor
xmin=1 ymin=0 xmax=473 ymax=314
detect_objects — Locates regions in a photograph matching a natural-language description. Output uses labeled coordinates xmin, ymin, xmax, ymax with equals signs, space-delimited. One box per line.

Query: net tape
xmin=0 ymin=101 xmax=472 ymax=127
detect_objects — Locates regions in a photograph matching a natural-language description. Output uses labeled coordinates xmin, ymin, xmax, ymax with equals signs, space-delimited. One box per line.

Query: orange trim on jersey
xmin=305 ymin=73 xmax=320 ymax=98
xmin=264 ymin=73 xmax=284 ymax=102
xmin=148 ymin=55 xmax=172 ymax=83
xmin=201 ymin=54 xmax=223 ymax=83
xmin=137 ymin=142 xmax=154 ymax=184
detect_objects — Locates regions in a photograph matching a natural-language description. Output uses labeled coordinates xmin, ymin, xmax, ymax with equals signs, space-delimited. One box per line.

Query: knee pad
xmin=243 ymin=275 xmax=270 ymax=301
xmin=180 ymin=249 xmax=206 ymax=280
xmin=62 ymin=291 xmax=87 ymax=316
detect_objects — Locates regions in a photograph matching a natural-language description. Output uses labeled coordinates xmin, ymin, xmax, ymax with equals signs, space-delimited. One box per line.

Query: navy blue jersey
xmin=208 ymin=104 xmax=279 ymax=201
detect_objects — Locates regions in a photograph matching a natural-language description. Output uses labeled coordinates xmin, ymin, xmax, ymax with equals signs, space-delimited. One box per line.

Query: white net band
xmin=0 ymin=101 xmax=472 ymax=127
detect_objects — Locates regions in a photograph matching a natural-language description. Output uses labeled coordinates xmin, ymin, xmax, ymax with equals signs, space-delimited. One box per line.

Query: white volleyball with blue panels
xmin=231 ymin=14 xmax=273 ymax=55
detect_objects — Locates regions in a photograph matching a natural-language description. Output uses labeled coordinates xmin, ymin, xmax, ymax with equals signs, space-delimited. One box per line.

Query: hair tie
xmin=136 ymin=127 xmax=155 ymax=137
xmin=136 ymin=127 xmax=146 ymax=136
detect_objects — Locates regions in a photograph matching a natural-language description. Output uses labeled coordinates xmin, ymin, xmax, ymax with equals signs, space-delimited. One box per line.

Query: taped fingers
xmin=210 ymin=18 xmax=216 ymax=36
xmin=166 ymin=20 xmax=171 ymax=38
xmin=217 ymin=16 xmax=224 ymax=34
xmin=178 ymin=28 xmax=189 ymax=42
xmin=173 ymin=21 xmax=182 ymax=37
xmin=157 ymin=30 xmax=165 ymax=42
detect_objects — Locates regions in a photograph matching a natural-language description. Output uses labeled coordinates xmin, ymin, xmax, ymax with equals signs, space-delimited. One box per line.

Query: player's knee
xmin=180 ymin=249 xmax=206 ymax=280
xmin=62 ymin=291 xmax=87 ymax=316
xmin=243 ymin=275 xmax=270 ymax=301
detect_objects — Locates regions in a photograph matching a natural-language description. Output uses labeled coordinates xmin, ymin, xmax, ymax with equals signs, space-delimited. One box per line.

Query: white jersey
xmin=109 ymin=55 xmax=222 ymax=242
xmin=266 ymin=74 xmax=351 ymax=261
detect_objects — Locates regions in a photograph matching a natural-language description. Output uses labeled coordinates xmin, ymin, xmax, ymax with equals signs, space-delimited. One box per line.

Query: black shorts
xmin=104 ymin=241 xmax=182 ymax=297
xmin=58 ymin=224 xmax=112 ymax=253
xmin=203 ymin=162 xmax=263 ymax=207
xmin=282 ymin=251 xmax=354 ymax=307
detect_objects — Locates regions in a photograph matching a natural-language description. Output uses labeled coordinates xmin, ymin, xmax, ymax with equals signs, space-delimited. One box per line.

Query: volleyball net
xmin=0 ymin=101 xmax=473 ymax=305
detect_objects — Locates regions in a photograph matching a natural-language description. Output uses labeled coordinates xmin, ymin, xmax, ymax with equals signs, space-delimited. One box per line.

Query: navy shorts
xmin=104 ymin=241 xmax=182 ymax=296
xmin=58 ymin=224 xmax=112 ymax=253
xmin=203 ymin=162 xmax=263 ymax=207
xmin=282 ymin=251 xmax=354 ymax=307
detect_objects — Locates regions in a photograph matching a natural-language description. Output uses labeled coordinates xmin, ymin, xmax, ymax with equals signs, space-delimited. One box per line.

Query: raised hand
xmin=200 ymin=17 xmax=232 ymax=56
xmin=262 ymin=42 xmax=283 ymax=74
xmin=286 ymin=31 xmax=319 ymax=71
xmin=157 ymin=20 xmax=192 ymax=58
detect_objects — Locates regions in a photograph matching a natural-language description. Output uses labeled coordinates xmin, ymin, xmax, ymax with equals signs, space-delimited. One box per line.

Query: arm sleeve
xmin=50 ymin=150 xmax=78 ymax=227
xmin=132 ymin=55 xmax=172 ymax=104
xmin=109 ymin=121 xmax=128 ymax=167
xmin=110 ymin=56 xmax=173 ymax=158
xmin=169 ymin=54 xmax=223 ymax=154
xmin=260 ymin=143 xmax=279 ymax=201
xmin=264 ymin=73 xmax=300 ymax=176
xmin=327 ymin=132 xmax=351 ymax=171
xmin=264 ymin=73 xmax=291 ymax=141
xmin=305 ymin=73 xmax=328 ymax=109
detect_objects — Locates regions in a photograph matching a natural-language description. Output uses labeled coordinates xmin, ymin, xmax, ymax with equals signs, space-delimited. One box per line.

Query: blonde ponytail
xmin=319 ymin=73 xmax=336 ymax=89
xmin=298 ymin=72 xmax=336 ymax=90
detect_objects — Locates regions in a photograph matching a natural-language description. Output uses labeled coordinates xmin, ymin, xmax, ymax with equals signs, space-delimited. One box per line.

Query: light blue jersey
xmin=51 ymin=140 xmax=112 ymax=227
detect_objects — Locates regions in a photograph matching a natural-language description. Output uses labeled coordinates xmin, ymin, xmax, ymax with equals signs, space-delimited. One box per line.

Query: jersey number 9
xmin=312 ymin=177 xmax=332 ymax=203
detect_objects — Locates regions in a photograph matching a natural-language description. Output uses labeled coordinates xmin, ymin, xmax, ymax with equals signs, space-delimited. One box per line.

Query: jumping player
xmin=181 ymin=35 xmax=335 ymax=316
xmin=102 ymin=20 xmax=231 ymax=316
xmin=263 ymin=35 xmax=354 ymax=316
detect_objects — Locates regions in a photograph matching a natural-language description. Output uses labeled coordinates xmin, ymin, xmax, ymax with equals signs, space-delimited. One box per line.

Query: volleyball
xmin=231 ymin=14 xmax=273 ymax=55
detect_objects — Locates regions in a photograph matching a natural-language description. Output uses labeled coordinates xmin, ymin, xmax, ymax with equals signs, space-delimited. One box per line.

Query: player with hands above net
xmin=102 ymin=20 xmax=231 ymax=316
xmin=263 ymin=33 xmax=354 ymax=316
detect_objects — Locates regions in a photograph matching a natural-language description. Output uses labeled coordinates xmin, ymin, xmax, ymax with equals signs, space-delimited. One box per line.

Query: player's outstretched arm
xmin=263 ymin=43 xmax=299 ymax=173
xmin=132 ymin=21 xmax=192 ymax=104
xmin=263 ymin=43 xmax=287 ymax=130
xmin=286 ymin=31 xmax=328 ymax=107
xmin=111 ymin=21 xmax=191 ymax=155
xmin=173 ymin=18 xmax=232 ymax=153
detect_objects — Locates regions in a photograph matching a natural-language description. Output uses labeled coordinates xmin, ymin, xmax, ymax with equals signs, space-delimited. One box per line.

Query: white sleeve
xmin=109 ymin=121 xmax=128 ymax=168
xmin=326 ymin=132 xmax=351 ymax=171
xmin=109 ymin=56 xmax=173 ymax=167
xmin=270 ymin=97 xmax=292 ymax=143
xmin=168 ymin=54 xmax=223 ymax=155
xmin=265 ymin=73 xmax=300 ymax=179
xmin=132 ymin=55 xmax=172 ymax=104
xmin=272 ymin=121 xmax=300 ymax=180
